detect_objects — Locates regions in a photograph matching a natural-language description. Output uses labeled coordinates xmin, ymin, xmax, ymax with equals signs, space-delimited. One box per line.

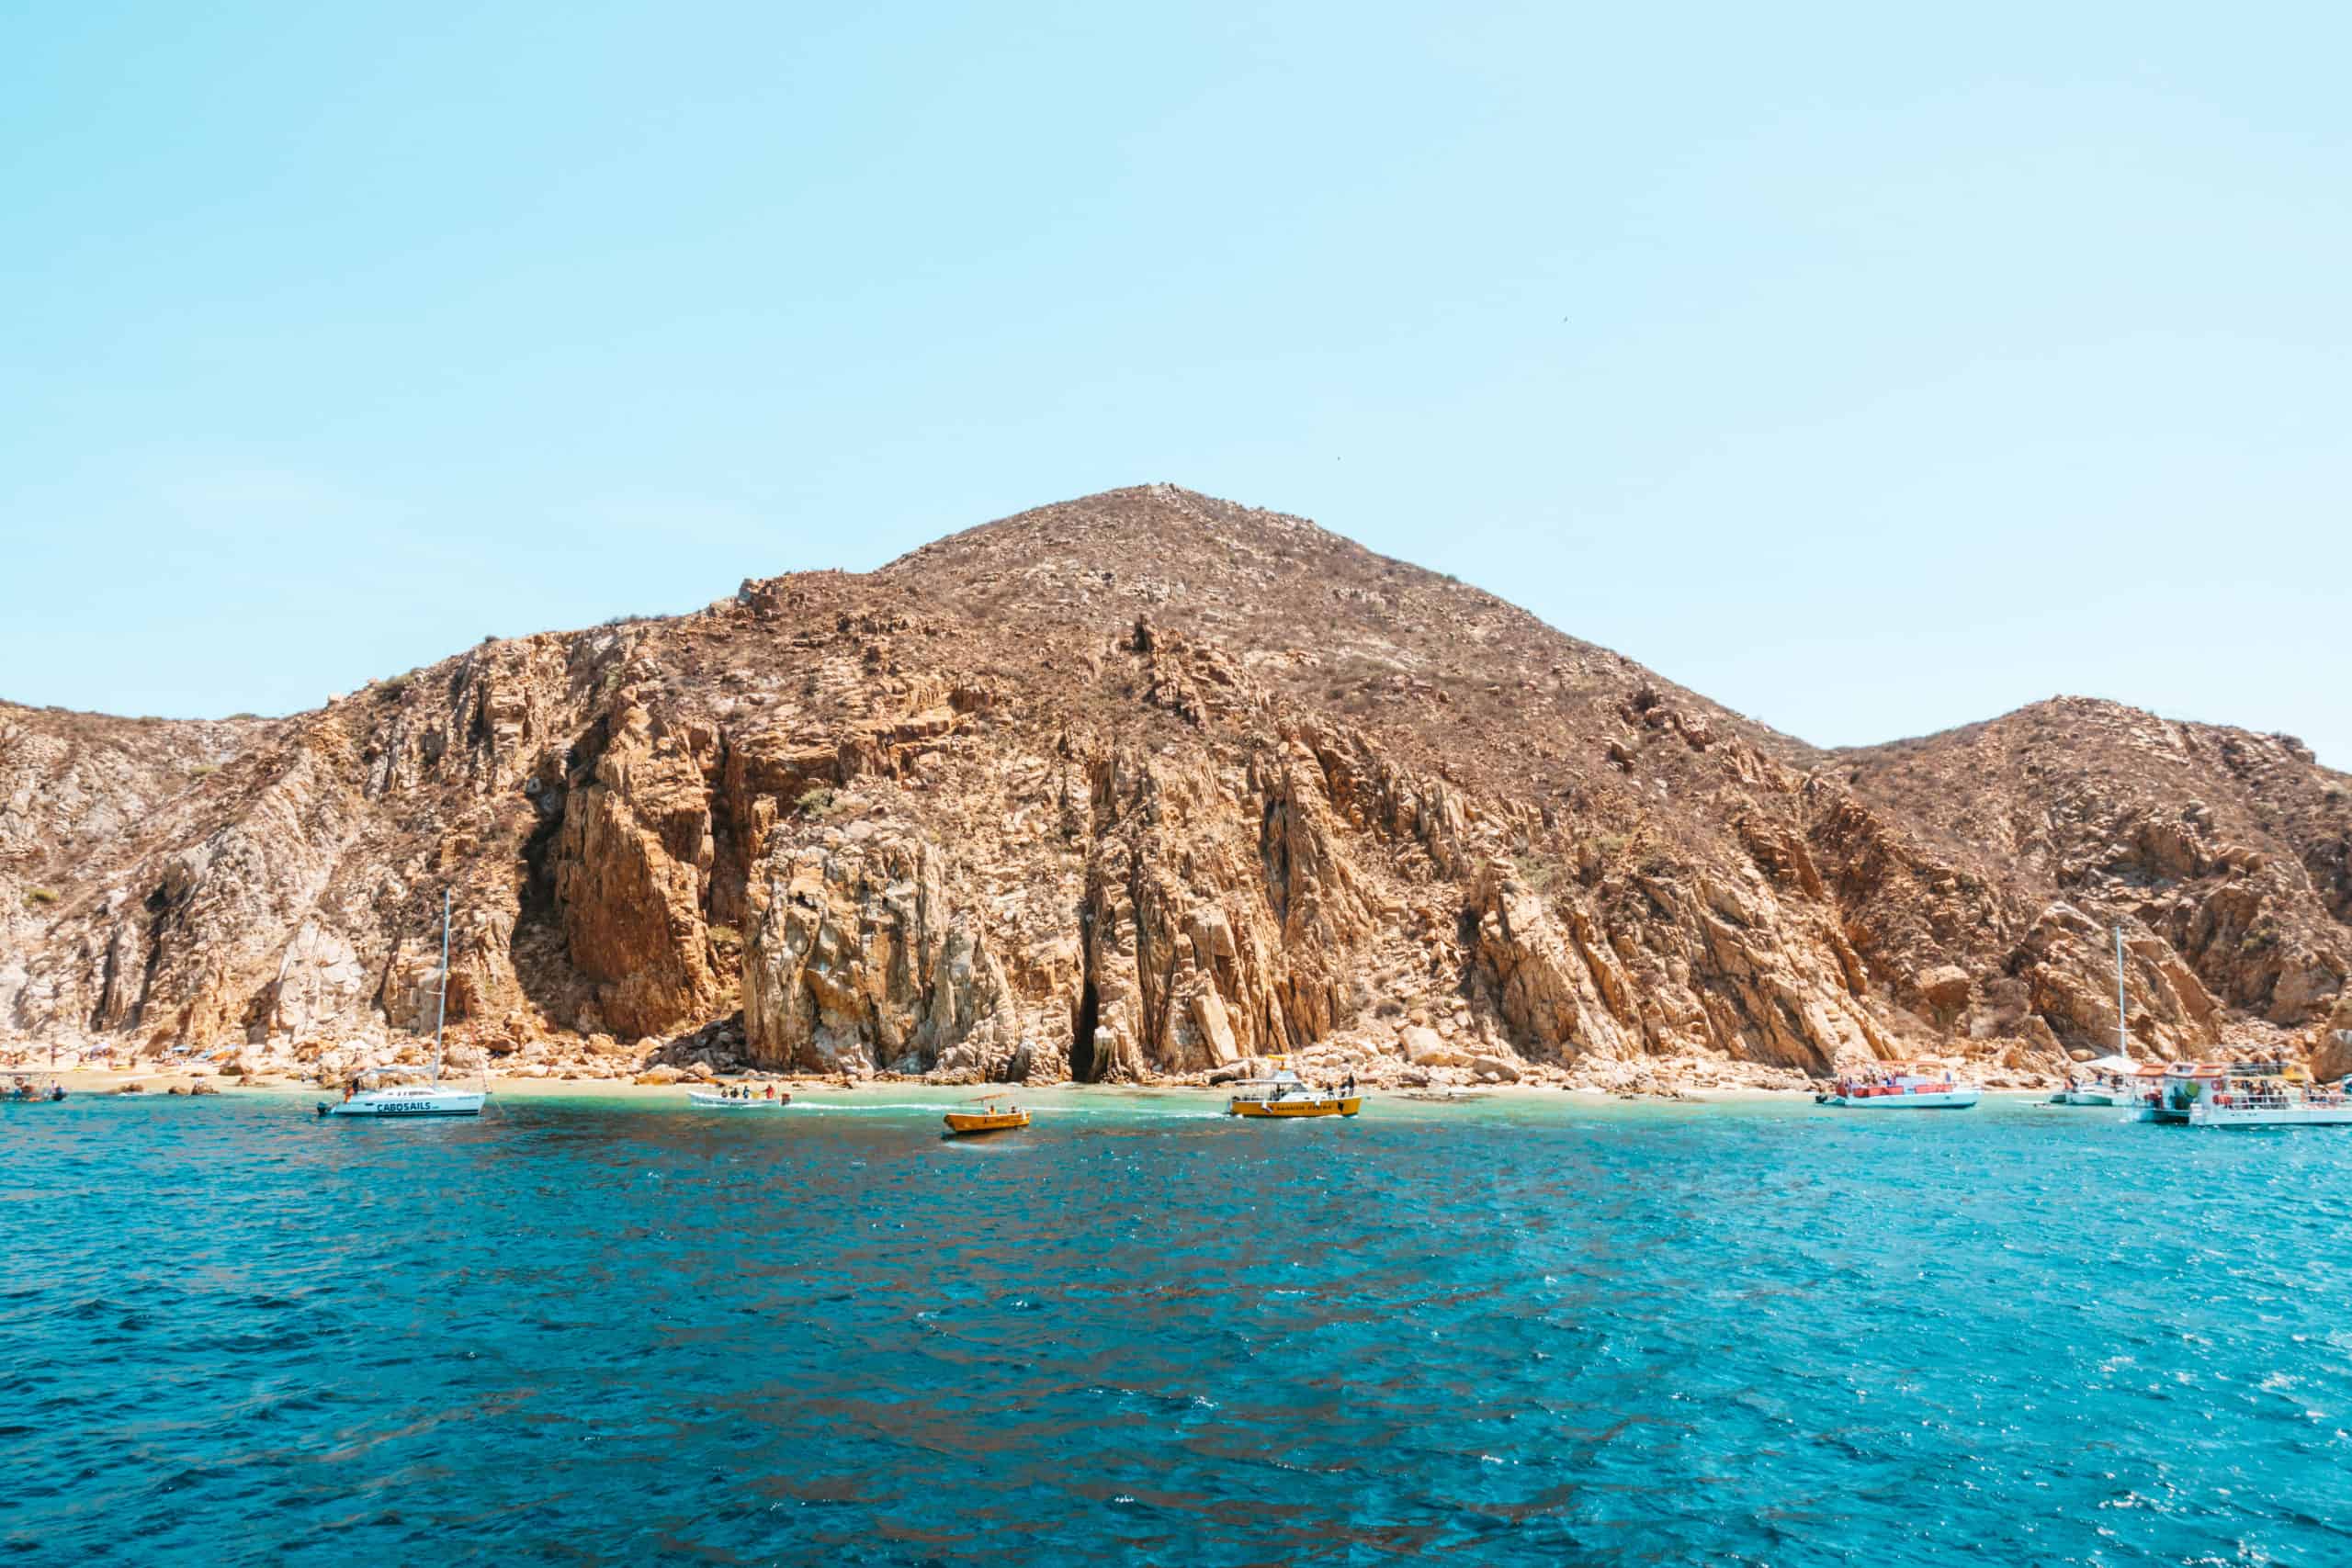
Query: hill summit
xmin=4 ymin=485 xmax=2346 ymax=1089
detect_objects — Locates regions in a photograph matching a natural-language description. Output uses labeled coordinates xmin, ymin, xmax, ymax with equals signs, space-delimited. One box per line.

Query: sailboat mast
xmin=2113 ymin=923 xmax=2128 ymax=1055
xmin=433 ymin=886 xmax=451 ymax=1083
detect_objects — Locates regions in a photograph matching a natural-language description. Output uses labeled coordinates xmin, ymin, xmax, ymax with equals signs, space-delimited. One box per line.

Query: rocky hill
xmin=4 ymin=485 xmax=2346 ymax=1089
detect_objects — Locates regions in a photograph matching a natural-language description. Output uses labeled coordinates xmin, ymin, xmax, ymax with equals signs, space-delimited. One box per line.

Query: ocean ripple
xmin=5 ymin=1089 xmax=2350 ymax=1564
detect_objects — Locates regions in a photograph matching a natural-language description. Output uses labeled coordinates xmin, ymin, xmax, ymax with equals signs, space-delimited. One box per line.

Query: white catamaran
xmin=319 ymin=889 xmax=488 ymax=1118
xmin=2108 ymin=919 xmax=2352 ymax=1127
xmin=2159 ymin=1060 xmax=2352 ymax=1128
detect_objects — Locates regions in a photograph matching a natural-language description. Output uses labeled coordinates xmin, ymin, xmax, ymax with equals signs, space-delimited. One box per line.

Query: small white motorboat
xmin=687 ymin=1089 xmax=788 ymax=1109
xmin=2051 ymin=1053 xmax=2141 ymax=1106
xmin=1816 ymin=1064 xmax=1980 ymax=1110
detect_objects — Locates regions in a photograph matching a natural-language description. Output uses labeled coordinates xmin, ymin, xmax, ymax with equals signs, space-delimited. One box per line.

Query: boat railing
xmin=1834 ymin=1075 xmax=1957 ymax=1095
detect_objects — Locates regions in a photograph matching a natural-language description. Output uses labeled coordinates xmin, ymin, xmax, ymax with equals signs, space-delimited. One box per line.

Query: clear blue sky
xmin=4 ymin=2 xmax=2346 ymax=765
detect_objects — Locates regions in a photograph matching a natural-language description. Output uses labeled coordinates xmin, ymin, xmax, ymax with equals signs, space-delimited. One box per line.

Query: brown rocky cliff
xmin=2 ymin=486 xmax=2344 ymax=1089
xmin=1838 ymin=698 xmax=2351 ymax=1060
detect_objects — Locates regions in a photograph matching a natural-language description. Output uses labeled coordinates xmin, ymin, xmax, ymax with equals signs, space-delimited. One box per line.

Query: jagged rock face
xmin=1067 ymin=737 xmax=1385 ymax=1081
xmin=2312 ymin=998 xmax=2352 ymax=1081
xmin=1838 ymin=698 xmax=2351 ymax=1055
xmin=548 ymin=705 xmax=722 ymax=1038
xmin=2 ymin=486 xmax=2345 ymax=1085
xmin=740 ymin=830 xmax=1024 ymax=1077
xmin=1467 ymin=850 xmax=1889 ymax=1073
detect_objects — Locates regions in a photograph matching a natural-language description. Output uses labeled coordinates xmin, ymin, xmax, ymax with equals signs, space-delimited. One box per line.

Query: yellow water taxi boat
xmin=1226 ymin=1061 xmax=1362 ymax=1119
xmin=943 ymin=1100 xmax=1030 ymax=1136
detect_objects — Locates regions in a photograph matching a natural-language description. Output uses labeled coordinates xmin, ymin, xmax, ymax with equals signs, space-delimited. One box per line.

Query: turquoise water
xmin=6 ymin=1089 xmax=2351 ymax=1565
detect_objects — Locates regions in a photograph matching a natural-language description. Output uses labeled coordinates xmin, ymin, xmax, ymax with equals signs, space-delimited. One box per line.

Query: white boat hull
xmin=1820 ymin=1088 xmax=1980 ymax=1110
xmin=686 ymin=1091 xmax=784 ymax=1109
xmin=2187 ymin=1103 xmax=2352 ymax=1128
xmin=2056 ymin=1089 xmax=2116 ymax=1106
xmin=324 ymin=1088 xmax=486 ymax=1117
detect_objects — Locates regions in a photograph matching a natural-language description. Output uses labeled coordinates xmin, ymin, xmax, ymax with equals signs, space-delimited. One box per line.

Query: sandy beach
xmin=28 ymin=1065 xmax=2069 ymax=1109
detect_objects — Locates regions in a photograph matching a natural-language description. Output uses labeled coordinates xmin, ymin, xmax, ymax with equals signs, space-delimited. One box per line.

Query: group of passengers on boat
xmin=1826 ymin=1069 xmax=1952 ymax=1099
xmin=1223 ymin=1061 xmax=1364 ymax=1118
xmin=709 ymin=1084 xmax=781 ymax=1101
xmin=4 ymin=1075 xmax=67 ymax=1102
xmin=2073 ymin=1058 xmax=2352 ymax=1127
xmin=1814 ymin=1064 xmax=1981 ymax=1109
xmin=2199 ymin=1063 xmax=2344 ymax=1111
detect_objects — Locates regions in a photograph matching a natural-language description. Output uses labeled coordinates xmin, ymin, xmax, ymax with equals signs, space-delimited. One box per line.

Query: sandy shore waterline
xmin=25 ymin=1066 xmax=2072 ymax=1108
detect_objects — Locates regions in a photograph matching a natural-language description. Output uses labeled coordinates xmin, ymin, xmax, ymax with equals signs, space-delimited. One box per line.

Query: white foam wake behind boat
xmin=320 ymin=889 xmax=487 ymax=1119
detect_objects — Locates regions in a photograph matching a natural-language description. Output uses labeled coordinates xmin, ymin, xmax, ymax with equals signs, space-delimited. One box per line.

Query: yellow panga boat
xmin=943 ymin=1101 xmax=1030 ymax=1136
xmin=1226 ymin=1063 xmax=1362 ymax=1119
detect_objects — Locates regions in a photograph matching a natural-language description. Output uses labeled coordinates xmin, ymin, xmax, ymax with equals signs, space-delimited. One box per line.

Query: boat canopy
xmin=2079 ymin=1054 xmax=2138 ymax=1074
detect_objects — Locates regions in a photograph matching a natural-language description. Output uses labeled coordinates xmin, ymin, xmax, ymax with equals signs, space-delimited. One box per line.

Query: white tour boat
xmin=319 ymin=890 xmax=488 ymax=1119
xmin=2165 ymin=1060 xmax=2352 ymax=1129
xmin=1816 ymin=1063 xmax=1980 ymax=1110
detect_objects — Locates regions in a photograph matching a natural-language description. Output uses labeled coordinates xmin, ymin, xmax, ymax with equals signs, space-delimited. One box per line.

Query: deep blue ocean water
xmin=6 ymin=1087 xmax=2351 ymax=1566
